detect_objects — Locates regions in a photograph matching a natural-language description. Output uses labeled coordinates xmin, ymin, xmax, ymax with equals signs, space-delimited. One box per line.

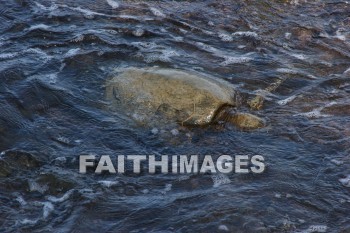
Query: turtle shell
xmin=106 ymin=67 xmax=237 ymax=126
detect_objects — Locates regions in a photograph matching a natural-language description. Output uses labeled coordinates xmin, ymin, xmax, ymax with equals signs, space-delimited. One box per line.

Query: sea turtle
xmin=105 ymin=67 xmax=265 ymax=130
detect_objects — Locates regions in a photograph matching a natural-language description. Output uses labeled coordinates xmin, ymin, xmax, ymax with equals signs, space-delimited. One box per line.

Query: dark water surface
xmin=0 ymin=0 xmax=350 ymax=232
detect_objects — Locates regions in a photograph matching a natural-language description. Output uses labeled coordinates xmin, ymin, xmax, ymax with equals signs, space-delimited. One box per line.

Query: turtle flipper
xmin=248 ymin=78 xmax=286 ymax=110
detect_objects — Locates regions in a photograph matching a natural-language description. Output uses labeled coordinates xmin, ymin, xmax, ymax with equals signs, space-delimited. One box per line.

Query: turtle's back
xmin=106 ymin=67 xmax=236 ymax=126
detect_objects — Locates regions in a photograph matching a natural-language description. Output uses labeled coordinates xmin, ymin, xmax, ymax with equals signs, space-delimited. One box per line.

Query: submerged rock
xmin=0 ymin=150 xmax=41 ymax=177
xmin=0 ymin=160 xmax=11 ymax=177
xmin=2 ymin=150 xmax=41 ymax=169
xmin=106 ymin=67 xmax=264 ymax=129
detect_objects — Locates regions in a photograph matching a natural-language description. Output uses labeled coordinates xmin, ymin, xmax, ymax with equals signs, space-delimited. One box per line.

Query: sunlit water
xmin=0 ymin=0 xmax=349 ymax=232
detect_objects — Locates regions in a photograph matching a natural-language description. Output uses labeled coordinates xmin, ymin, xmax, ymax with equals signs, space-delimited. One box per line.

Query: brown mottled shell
xmin=106 ymin=67 xmax=237 ymax=126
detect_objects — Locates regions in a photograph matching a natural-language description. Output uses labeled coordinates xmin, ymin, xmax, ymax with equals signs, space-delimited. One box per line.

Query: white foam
xmin=74 ymin=139 xmax=83 ymax=144
xmin=68 ymin=6 xmax=96 ymax=17
xmin=285 ymin=32 xmax=292 ymax=39
xmin=218 ymin=225 xmax=229 ymax=231
xmin=0 ymin=52 xmax=19 ymax=60
xmin=202 ymin=29 xmax=215 ymax=36
xmin=50 ymin=73 xmax=59 ymax=84
xmin=62 ymin=5 xmax=105 ymax=18
xmin=28 ymin=24 xmax=51 ymax=31
xmin=141 ymin=189 xmax=149 ymax=194
xmin=177 ymin=175 xmax=190 ymax=181
xmin=25 ymin=48 xmax=52 ymax=62
xmin=118 ymin=14 xmax=141 ymax=20
xmin=133 ymin=28 xmax=145 ymax=37
xmin=106 ymin=0 xmax=119 ymax=9
xmin=339 ymin=175 xmax=350 ymax=187
xmin=133 ymin=42 xmax=180 ymax=63
xmin=98 ymin=180 xmax=119 ymax=188
xmin=325 ymin=101 xmax=337 ymax=107
xmin=71 ymin=34 xmax=85 ymax=43
xmin=306 ymin=74 xmax=318 ymax=80
xmin=335 ymin=29 xmax=347 ymax=41
xmin=104 ymin=29 xmax=118 ymax=35
xmin=290 ymin=53 xmax=307 ymax=60
xmin=78 ymin=188 xmax=96 ymax=199
xmin=277 ymin=95 xmax=298 ymax=105
xmin=177 ymin=28 xmax=188 ymax=36
xmin=34 ymin=2 xmax=58 ymax=11
xmin=277 ymin=68 xmax=317 ymax=80
xmin=164 ymin=183 xmax=172 ymax=192
xmin=305 ymin=225 xmax=328 ymax=233
xmin=330 ymin=159 xmax=343 ymax=166
xmin=86 ymin=29 xmax=103 ymax=34
xmin=170 ymin=35 xmax=182 ymax=42
xmin=28 ymin=180 xmax=48 ymax=194
xmin=53 ymin=156 xmax=67 ymax=164
xmin=16 ymin=196 xmax=27 ymax=206
xmin=132 ymin=41 xmax=157 ymax=49
xmin=150 ymin=7 xmax=165 ymax=17
xmin=296 ymin=109 xmax=330 ymax=119
xmin=290 ymin=0 xmax=300 ymax=5
xmin=220 ymin=55 xmax=252 ymax=66
xmin=56 ymin=135 xmax=70 ymax=144
xmin=194 ymin=42 xmax=218 ymax=53
xmin=42 ymin=202 xmax=54 ymax=219
xmin=212 ymin=174 xmax=231 ymax=187
xmin=25 ymin=47 xmax=45 ymax=55
xmin=218 ymin=33 xmax=233 ymax=42
xmin=208 ymin=21 xmax=214 ymax=26
xmin=47 ymin=189 xmax=73 ymax=203
xmin=132 ymin=113 xmax=145 ymax=122
xmin=296 ymin=101 xmax=336 ymax=118
xmin=151 ymin=128 xmax=159 ymax=134
xmin=276 ymin=68 xmax=298 ymax=74
xmin=64 ymin=48 xmax=80 ymax=58
xmin=319 ymin=29 xmax=348 ymax=42
xmin=232 ymin=31 xmax=259 ymax=38
xmin=253 ymin=89 xmax=276 ymax=100
xmin=171 ymin=129 xmax=179 ymax=136
xmin=344 ymin=67 xmax=350 ymax=74
xmin=161 ymin=184 xmax=172 ymax=194
xmin=20 ymin=218 xmax=38 ymax=225
xmin=144 ymin=50 xmax=179 ymax=63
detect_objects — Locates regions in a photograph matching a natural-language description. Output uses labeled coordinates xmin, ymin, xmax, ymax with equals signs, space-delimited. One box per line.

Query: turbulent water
xmin=0 ymin=0 xmax=350 ymax=232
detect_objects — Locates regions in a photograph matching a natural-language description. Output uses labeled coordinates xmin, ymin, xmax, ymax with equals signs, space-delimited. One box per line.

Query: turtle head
xmin=214 ymin=106 xmax=265 ymax=130
xmin=228 ymin=112 xmax=265 ymax=130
